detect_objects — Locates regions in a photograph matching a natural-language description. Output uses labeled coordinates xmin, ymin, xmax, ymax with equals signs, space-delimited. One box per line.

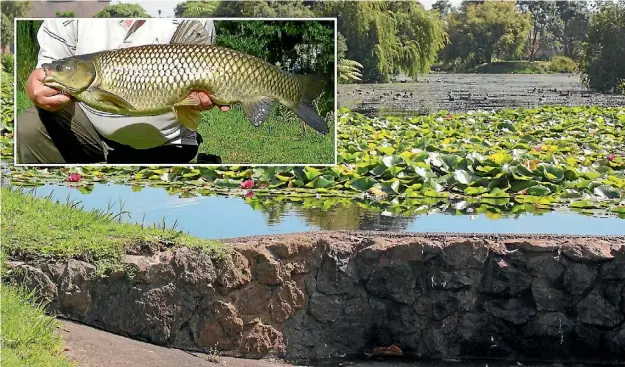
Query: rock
xmin=252 ymin=250 xmax=282 ymax=285
xmin=315 ymin=253 xmax=359 ymax=296
xmin=196 ymin=301 xmax=244 ymax=351
xmin=441 ymin=239 xmax=489 ymax=269
xmin=522 ymin=312 xmax=574 ymax=357
xmin=527 ymin=312 xmax=574 ymax=338
xmin=58 ymin=260 xmax=96 ymax=318
xmin=532 ymin=278 xmax=569 ymax=311
xmin=6 ymin=264 xmax=57 ymax=305
xmin=7 ymin=232 xmax=625 ymax=362
xmin=171 ymin=248 xmax=216 ymax=287
xmin=239 ymin=322 xmax=285 ymax=358
xmin=427 ymin=268 xmax=477 ymax=291
xmin=606 ymin=325 xmax=625 ymax=355
xmin=308 ymin=293 xmax=343 ymax=324
xmin=483 ymin=298 xmax=536 ymax=325
xmin=481 ymin=257 xmax=532 ymax=296
xmin=576 ymin=289 xmax=624 ymax=327
xmin=215 ymin=251 xmax=251 ymax=292
xmin=562 ymin=241 xmax=615 ymax=262
xmin=237 ymin=283 xmax=272 ymax=316
xmin=365 ymin=263 xmax=418 ymax=304
xmin=269 ymin=280 xmax=305 ymax=323
xmin=527 ymin=254 xmax=565 ymax=282
xmin=600 ymin=256 xmax=625 ymax=280
xmin=563 ymin=263 xmax=596 ymax=296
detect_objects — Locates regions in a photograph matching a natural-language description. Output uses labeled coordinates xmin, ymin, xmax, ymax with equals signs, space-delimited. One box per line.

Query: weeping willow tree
xmin=389 ymin=1 xmax=448 ymax=77
xmin=314 ymin=0 xmax=446 ymax=82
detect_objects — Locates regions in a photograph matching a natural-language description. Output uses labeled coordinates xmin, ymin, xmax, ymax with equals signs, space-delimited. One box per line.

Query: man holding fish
xmin=17 ymin=18 xmax=230 ymax=164
xmin=16 ymin=18 xmax=329 ymax=165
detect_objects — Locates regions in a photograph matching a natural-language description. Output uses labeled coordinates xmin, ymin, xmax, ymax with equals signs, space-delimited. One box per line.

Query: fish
xmin=41 ymin=20 xmax=330 ymax=134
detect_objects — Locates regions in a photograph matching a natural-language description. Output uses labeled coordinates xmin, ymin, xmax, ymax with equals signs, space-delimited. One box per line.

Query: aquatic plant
xmin=9 ymin=106 xmax=625 ymax=218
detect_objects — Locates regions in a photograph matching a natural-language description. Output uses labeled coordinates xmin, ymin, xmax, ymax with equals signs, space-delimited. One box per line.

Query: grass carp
xmin=41 ymin=20 xmax=330 ymax=134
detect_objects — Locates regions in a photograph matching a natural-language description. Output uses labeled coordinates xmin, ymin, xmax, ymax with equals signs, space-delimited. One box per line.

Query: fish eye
xmin=55 ymin=64 xmax=62 ymax=72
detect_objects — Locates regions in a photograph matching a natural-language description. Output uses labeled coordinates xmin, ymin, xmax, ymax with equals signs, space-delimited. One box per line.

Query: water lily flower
xmin=608 ymin=154 xmax=616 ymax=161
xmin=67 ymin=173 xmax=81 ymax=182
xmin=445 ymin=114 xmax=453 ymax=119
xmin=533 ymin=146 xmax=542 ymax=152
xmin=240 ymin=179 xmax=254 ymax=189
xmin=244 ymin=191 xmax=254 ymax=198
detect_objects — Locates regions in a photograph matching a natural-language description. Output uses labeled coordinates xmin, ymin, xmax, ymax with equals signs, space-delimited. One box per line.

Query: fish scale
xmin=42 ymin=19 xmax=330 ymax=134
xmin=95 ymin=44 xmax=301 ymax=112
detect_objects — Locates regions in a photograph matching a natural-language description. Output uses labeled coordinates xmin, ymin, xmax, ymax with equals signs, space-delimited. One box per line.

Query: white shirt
xmin=36 ymin=19 xmax=216 ymax=149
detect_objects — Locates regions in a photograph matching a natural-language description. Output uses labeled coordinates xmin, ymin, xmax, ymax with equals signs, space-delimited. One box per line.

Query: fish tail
xmin=291 ymin=75 xmax=329 ymax=135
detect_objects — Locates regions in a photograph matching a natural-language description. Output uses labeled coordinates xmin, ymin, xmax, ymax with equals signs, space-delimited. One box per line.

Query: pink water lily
xmin=608 ymin=154 xmax=616 ymax=161
xmin=533 ymin=146 xmax=542 ymax=152
xmin=67 ymin=173 xmax=82 ymax=182
xmin=245 ymin=191 xmax=254 ymax=198
xmin=240 ymin=179 xmax=254 ymax=189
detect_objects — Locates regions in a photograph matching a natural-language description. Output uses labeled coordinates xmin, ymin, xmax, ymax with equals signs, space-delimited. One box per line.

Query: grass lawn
xmin=14 ymin=91 xmax=336 ymax=165
xmin=0 ymin=285 xmax=76 ymax=367
xmin=197 ymin=104 xmax=335 ymax=165
xmin=0 ymin=187 xmax=225 ymax=274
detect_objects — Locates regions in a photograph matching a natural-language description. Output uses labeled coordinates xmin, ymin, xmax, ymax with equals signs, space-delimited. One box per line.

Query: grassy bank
xmin=0 ymin=187 xmax=225 ymax=273
xmin=434 ymin=57 xmax=579 ymax=74
xmin=0 ymin=285 xmax=75 ymax=367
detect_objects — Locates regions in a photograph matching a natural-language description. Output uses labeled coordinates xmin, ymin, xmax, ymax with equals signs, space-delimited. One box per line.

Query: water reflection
xmin=19 ymin=183 xmax=625 ymax=239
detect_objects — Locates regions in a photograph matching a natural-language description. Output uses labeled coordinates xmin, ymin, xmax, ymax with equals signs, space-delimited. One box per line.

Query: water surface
xmin=25 ymin=183 xmax=625 ymax=239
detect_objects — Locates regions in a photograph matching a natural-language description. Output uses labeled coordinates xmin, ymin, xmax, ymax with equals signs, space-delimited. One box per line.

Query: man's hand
xmin=27 ymin=68 xmax=72 ymax=112
xmin=188 ymin=91 xmax=230 ymax=112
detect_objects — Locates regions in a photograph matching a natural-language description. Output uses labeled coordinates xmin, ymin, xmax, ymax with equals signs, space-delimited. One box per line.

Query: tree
xmin=388 ymin=1 xmax=447 ymax=77
xmin=579 ymin=0 xmax=625 ymax=94
xmin=1 ymin=1 xmax=31 ymax=54
xmin=556 ymin=0 xmax=590 ymax=60
xmin=56 ymin=10 xmax=76 ymax=18
xmin=175 ymin=0 xmax=220 ymax=17
xmin=432 ymin=0 xmax=452 ymax=18
xmin=93 ymin=3 xmax=151 ymax=18
xmin=337 ymin=33 xmax=363 ymax=83
xmin=314 ymin=0 xmax=446 ymax=82
xmin=518 ymin=1 xmax=563 ymax=61
xmin=213 ymin=0 xmax=314 ymax=17
xmin=440 ymin=1 xmax=532 ymax=66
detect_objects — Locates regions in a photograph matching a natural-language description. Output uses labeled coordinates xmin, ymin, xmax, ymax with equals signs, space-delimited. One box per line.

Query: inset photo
xmin=13 ymin=17 xmax=337 ymax=166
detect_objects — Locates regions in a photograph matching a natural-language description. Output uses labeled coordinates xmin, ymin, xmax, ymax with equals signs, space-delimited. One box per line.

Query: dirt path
xmin=58 ymin=319 xmax=294 ymax=367
xmin=56 ymin=319 xmax=606 ymax=367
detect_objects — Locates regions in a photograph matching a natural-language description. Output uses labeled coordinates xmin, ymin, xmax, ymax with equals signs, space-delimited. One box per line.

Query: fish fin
xmin=295 ymin=75 xmax=327 ymax=104
xmin=90 ymin=88 xmax=136 ymax=111
xmin=172 ymin=106 xmax=201 ymax=131
xmin=170 ymin=20 xmax=213 ymax=45
xmin=174 ymin=94 xmax=202 ymax=107
xmin=242 ymin=98 xmax=273 ymax=127
xmin=292 ymin=102 xmax=329 ymax=135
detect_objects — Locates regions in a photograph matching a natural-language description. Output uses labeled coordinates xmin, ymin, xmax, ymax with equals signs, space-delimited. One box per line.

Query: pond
xmin=24 ymin=183 xmax=625 ymax=239
xmin=339 ymin=73 xmax=625 ymax=116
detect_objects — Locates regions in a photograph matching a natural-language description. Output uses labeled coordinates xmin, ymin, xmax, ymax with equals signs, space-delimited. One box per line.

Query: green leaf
xmin=526 ymin=185 xmax=551 ymax=196
xmin=453 ymin=170 xmax=477 ymax=185
xmin=349 ymin=177 xmax=377 ymax=192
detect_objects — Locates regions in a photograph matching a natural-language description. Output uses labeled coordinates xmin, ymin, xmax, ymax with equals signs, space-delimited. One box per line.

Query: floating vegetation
xmin=7 ymin=106 xmax=625 ymax=219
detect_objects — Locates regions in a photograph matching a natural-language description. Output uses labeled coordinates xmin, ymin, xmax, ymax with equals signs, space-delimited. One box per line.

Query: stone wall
xmin=5 ymin=231 xmax=625 ymax=363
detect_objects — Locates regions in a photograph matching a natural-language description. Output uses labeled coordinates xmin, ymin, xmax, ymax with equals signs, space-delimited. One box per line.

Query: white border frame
xmin=12 ymin=17 xmax=339 ymax=168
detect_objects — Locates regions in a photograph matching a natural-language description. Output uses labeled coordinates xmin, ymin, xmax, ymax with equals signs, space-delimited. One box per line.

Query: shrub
xmin=548 ymin=56 xmax=578 ymax=73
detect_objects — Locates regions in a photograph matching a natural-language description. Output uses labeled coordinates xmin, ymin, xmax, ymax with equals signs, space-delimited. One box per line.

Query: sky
xmin=112 ymin=0 xmax=465 ymax=18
